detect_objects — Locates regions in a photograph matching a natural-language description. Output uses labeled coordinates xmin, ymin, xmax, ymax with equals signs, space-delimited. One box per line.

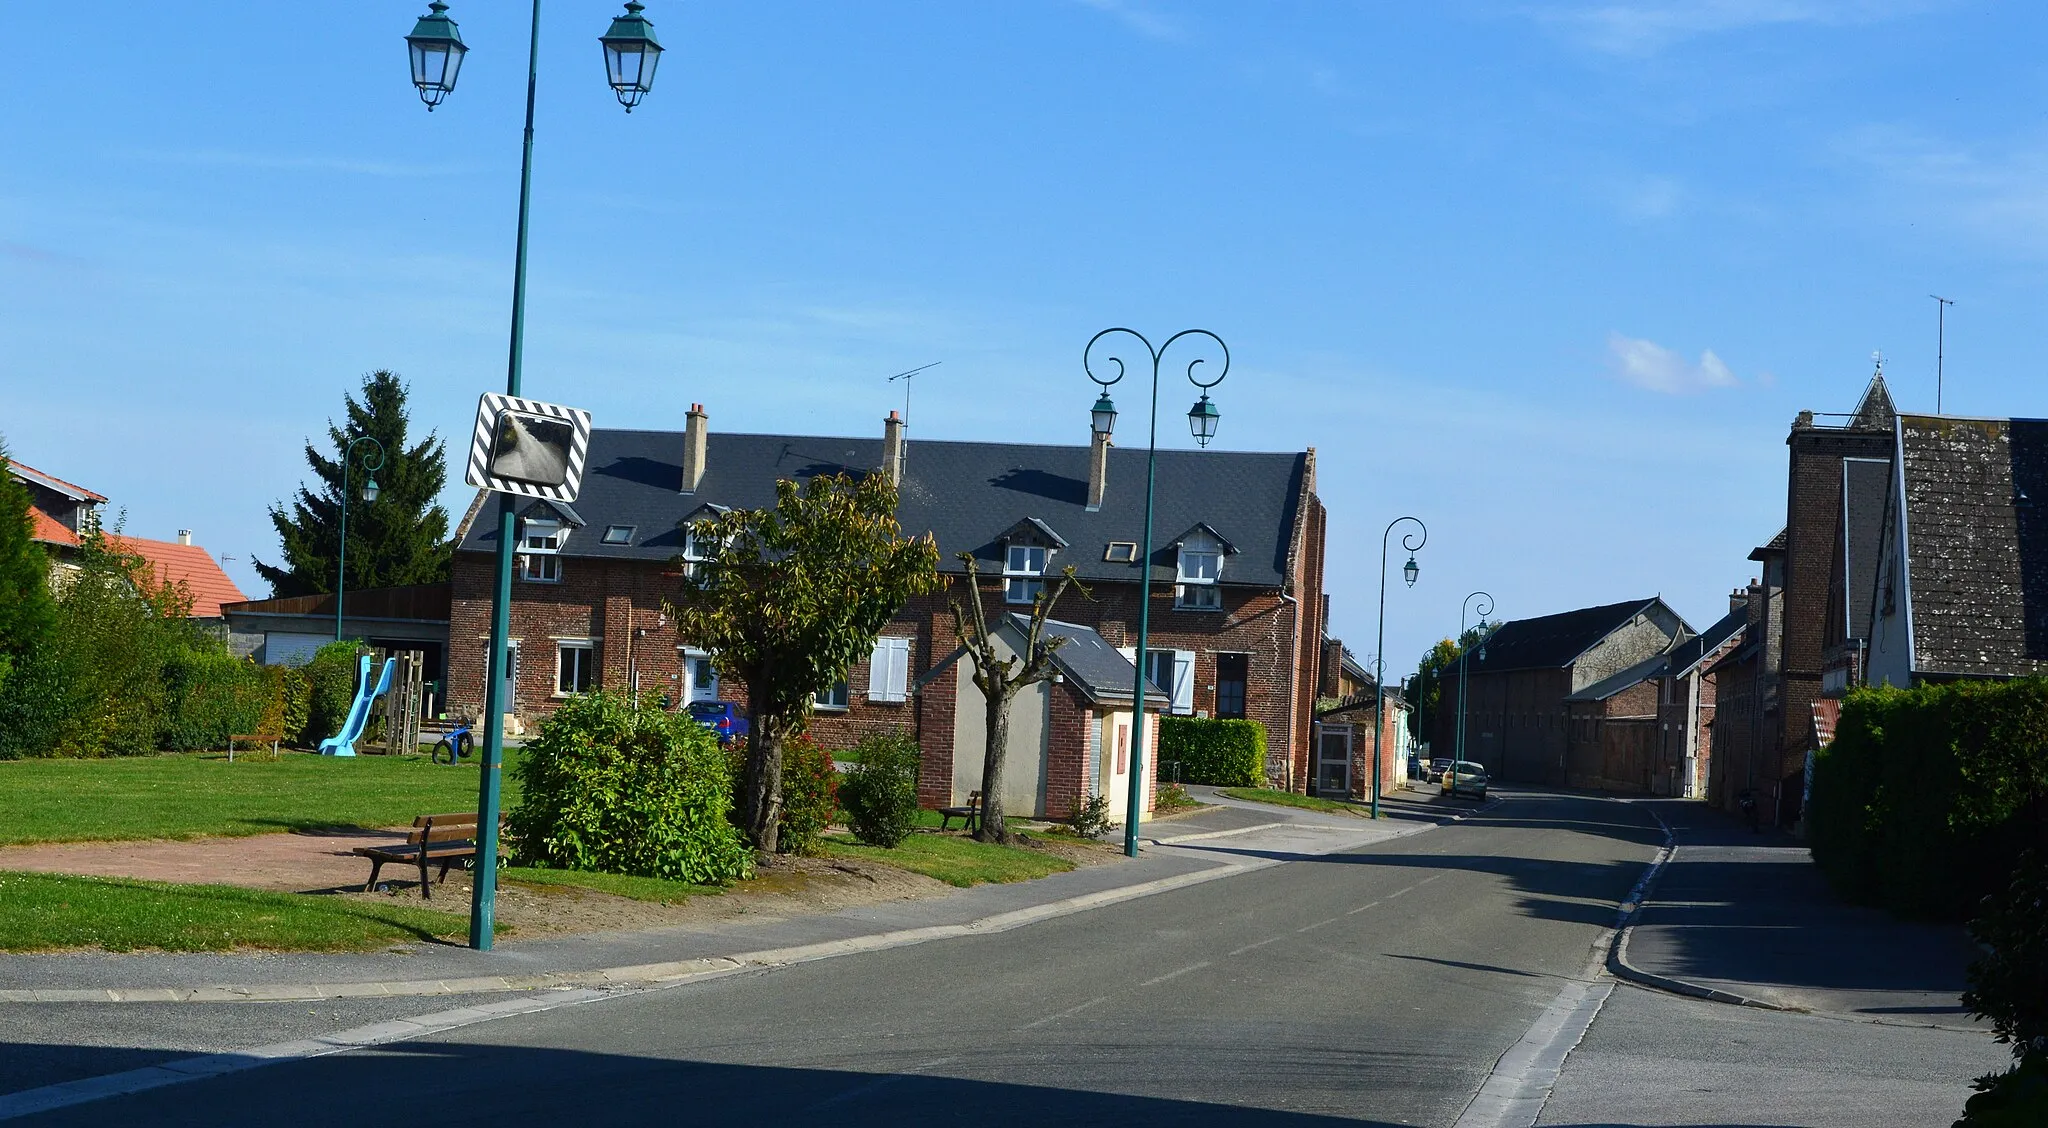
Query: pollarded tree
xmin=256 ymin=370 xmax=452 ymax=598
xmin=669 ymin=473 xmax=939 ymax=854
xmin=949 ymin=553 xmax=1083 ymax=844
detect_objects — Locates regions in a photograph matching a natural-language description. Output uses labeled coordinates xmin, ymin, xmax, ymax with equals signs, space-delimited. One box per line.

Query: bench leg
xmin=418 ymin=853 xmax=432 ymax=900
xmin=363 ymin=859 xmax=384 ymax=894
xmin=437 ymin=859 xmax=454 ymax=885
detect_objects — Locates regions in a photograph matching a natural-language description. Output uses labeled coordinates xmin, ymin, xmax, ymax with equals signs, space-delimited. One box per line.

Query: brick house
xmin=446 ymin=406 xmax=1330 ymax=815
xmin=1311 ymin=684 xmax=1408 ymax=800
xmin=11 ymin=460 xmax=245 ymax=621
xmin=1558 ymin=606 xmax=1744 ymax=796
xmin=1434 ymin=598 xmax=1692 ymax=785
xmin=1708 ymin=534 xmax=1787 ymax=820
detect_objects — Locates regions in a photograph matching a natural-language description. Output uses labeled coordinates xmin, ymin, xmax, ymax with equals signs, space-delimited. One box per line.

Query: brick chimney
xmin=681 ymin=403 xmax=708 ymax=494
xmin=176 ymin=529 xmax=192 ymax=546
xmin=1086 ymin=429 xmax=1111 ymax=512
xmin=881 ymin=410 xmax=905 ymax=486
xmin=1730 ymin=586 xmax=1749 ymax=613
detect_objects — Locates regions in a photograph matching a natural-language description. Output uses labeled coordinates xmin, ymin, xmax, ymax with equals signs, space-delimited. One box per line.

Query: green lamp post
xmin=335 ymin=436 xmax=386 ymax=642
xmin=404 ymin=0 xmax=663 ymax=951
xmin=1084 ymin=328 xmax=1230 ymax=858
xmin=1456 ymin=591 xmax=1495 ymax=776
xmin=1370 ymin=517 xmax=1424 ymax=818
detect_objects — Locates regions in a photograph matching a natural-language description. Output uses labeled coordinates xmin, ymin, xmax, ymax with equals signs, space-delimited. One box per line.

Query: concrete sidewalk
xmin=1614 ymin=797 xmax=1985 ymax=1028
xmin=0 ymin=798 xmax=1456 ymax=1003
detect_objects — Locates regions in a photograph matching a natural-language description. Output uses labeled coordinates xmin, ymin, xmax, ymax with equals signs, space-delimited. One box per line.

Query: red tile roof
xmin=29 ymin=509 xmax=79 ymax=548
xmin=112 ymin=536 xmax=248 ymax=618
xmin=7 ymin=460 xmax=107 ymax=503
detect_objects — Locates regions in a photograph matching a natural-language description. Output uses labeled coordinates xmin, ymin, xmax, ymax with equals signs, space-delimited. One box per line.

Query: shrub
xmin=776 ymin=734 xmax=837 ymax=856
xmin=1070 ymin=793 xmax=1113 ymax=838
xmin=508 ymin=691 xmax=754 ymax=885
xmin=838 ymin=729 xmax=921 ymax=847
xmin=302 ymin=641 xmax=366 ymax=745
xmin=1157 ymin=717 xmax=1266 ymax=787
xmin=1958 ymin=1054 xmax=2048 ymax=1128
xmin=158 ymin=647 xmax=272 ymax=751
xmin=278 ymin=666 xmax=311 ymax=747
xmin=1810 ymin=680 xmax=2048 ymax=919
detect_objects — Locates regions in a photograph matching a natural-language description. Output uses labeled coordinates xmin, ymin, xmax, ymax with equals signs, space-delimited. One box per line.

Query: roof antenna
xmin=1931 ymin=295 xmax=1954 ymax=414
xmin=887 ymin=361 xmax=941 ymax=468
xmin=1871 ymin=349 xmax=1885 ymax=377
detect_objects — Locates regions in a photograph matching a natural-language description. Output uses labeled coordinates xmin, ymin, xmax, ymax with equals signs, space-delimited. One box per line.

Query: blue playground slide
xmin=318 ymin=655 xmax=396 ymax=757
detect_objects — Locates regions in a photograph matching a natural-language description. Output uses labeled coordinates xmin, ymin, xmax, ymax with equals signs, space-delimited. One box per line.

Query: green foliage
xmin=1957 ymin=1054 xmax=2048 ymax=1128
xmin=1153 ymin=782 xmax=1200 ymax=814
xmin=508 ymin=691 xmax=754 ymax=885
xmin=1158 ymin=717 xmax=1267 ymax=786
xmin=1408 ymin=624 xmax=1495 ymax=747
xmin=775 ymin=734 xmax=837 ymax=856
xmin=1965 ymin=850 xmax=2048 ymax=1061
xmin=158 ymin=649 xmax=273 ymax=752
xmin=255 ymin=370 xmax=452 ymax=598
xmin=838 ymin=729 xmax=922 ymax=848
xmin=302 ymin=641 xmax=367 ymax=744
xmin=0 ymin=441 xmax=56 ymax=696
xmin=669 ymin=472 xmax=940 ymax=853
xmin=1810 ymin=680 xmax=2048 ymax=919
xmin=278 ymin=666 xmax=311 ymax=746
xmin=1070 ymin=792 xmax=1113 ymax=837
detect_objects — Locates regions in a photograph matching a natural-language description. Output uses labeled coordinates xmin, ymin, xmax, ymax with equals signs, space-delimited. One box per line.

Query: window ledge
xmin=813 ymin=704 xmax=850 ymax=714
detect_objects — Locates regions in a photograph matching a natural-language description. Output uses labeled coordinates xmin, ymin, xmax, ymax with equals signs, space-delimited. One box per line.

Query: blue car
xmin=687 ymin=701 xmax=749 ymax=746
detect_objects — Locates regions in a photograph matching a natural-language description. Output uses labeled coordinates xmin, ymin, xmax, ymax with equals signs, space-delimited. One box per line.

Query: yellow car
xmin=1440 ymin=760 xmax=1489 ymax=801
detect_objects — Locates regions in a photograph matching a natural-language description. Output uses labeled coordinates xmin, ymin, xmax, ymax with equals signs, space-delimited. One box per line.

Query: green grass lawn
xmin=0 ymin=751 xmax=524 ymax=846
xmin=823 ymin=832 xmax=1075 ymax=887
xmin=0 ymin=870 xmax=476 ymax=952
xmin=500 ymin=866 xmax=717 ymax=905
xmin=1217 ymin=787 xmax=1370 ymax=817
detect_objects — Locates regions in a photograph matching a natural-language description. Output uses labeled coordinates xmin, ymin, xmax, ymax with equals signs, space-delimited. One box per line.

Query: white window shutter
xmin=868 ymin=640 xmax=890 ymax=701
xmin=1172 ymin=651 xmax=1195 ymax=715
xmin=869 ymin=637 xmax=911 ymax=703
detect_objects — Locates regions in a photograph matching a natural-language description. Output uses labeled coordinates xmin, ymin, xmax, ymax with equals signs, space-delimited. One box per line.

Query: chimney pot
xmin=681 ymin=404 xmax=709 ymax=494
xmin=177 ymin=529 xmax=192 ymax=546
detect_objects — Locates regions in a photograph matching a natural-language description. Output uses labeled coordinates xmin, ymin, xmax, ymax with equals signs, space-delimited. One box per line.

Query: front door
xmin=1316 ymin=724 xmax=1352 ymax=797
xmin=491 ymin=642 xmax=519 ymax=716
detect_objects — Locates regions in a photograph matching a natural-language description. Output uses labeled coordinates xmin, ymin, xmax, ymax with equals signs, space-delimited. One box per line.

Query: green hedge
xmin=158 ymin=649 xmax=274 ymax=751
xmin=1810 ymin=680 xmax=2048 ymax=920
xmin=508 ymin=691 xmax=754 ymax=885
xmin=1157 ymin=717 xmax=1266 ymax=787
xmin=301 ymin=641 xmax=366 ymax=746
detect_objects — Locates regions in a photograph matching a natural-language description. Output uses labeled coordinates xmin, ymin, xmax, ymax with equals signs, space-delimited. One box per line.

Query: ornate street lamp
xmin=600 ymin=1 xmax=665 ymax=112
xmin=404 ymin=0 xmax=663 ymax=952
xmin=1084 ymin=328 xmax=1229 ymax=857
xmin=336 ymin=436 xmax=387 ymax=641
xmin=1456 ymin=591 xmax=1495 ymax=774
xmin=1370 ymin=516 xmax=1426 ymax=818
xmin=406 ymin=2 xmax=468 ymax=110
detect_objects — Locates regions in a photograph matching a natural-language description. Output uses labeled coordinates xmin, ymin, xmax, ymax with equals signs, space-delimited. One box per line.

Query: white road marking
xmin=1452 ymin=978 xmax=1614 ymax=1128
xmin=1138 ymin=961 xmax=1211 ymax=988
xmin=1014 ymin=994 xmax=1111 ymax=1032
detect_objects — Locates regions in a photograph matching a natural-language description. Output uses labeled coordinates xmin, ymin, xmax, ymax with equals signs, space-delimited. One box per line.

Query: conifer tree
xmin=256 ymin=371 xmax=453 ymax=597
xmin=0 ymin=439 xmax=56 ymax=692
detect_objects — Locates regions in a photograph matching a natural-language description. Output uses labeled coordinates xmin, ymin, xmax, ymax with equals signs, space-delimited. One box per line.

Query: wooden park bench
xmin=227 ymin=727 xmax=284 ymax=763
xmin=353 ymin=812 xmax=503 ymax=900
xmin=938 ymin=791 xmax=982 ymax=833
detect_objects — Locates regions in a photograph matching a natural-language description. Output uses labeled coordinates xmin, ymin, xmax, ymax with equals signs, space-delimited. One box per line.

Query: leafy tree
xmin=256 ymin=370 xmax=452 ymax=598
xmin=1407 ymin=622 xmax=1498 ymax=748
xmin=0 ymin=440 xmax=56 ymax=694
xmin=948 ymin=554 xmax=1084 ymax=844
xmin=669 ymin=473 xmax=939 ymax=854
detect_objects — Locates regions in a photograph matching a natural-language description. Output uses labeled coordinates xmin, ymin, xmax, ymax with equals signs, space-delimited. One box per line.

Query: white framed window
xmin=556 ymin=641 xmax=595 ymax=695
xmin=681 ymin=527 xmax=708 ymax=577
xmin=521 ymin=553 xmax=561 ymax=583
xmin=1005 ymin=544 xmax=1050 ymax=604
xmin=681 ymin=648 xmax=718 ymax=702
xmin=602 ymin=524 xmax=635 ymax=545
xmin=521 ymin=519 xmax=565 ymax=583
xmin=816 ymin=679 xmax=849 ymax=710
xmin=868 ymin=636 xmax=911 ymax=703
xmin=1139 ymin=648 xmax=1196 ymax=716
xmin=1175 ymin=533 xmax=1223 ymax=610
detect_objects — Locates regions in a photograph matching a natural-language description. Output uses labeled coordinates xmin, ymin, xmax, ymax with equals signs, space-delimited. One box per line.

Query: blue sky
xmin=3 ymin=1 xmax=2044 ymax=678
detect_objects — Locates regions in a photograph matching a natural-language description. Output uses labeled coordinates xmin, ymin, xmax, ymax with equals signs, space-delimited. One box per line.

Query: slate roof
xmin=458 ymin=429 xmax=1311 ymax=589
xmin=1010 ymin=614 xmax=1169 ymax=707
xmin=1563 ymin=653 xmax=1669 ymax=703
xmin=1748 ymin=527 xmax=1786 ymax=562
xmin=1895 ymin=414 xmax=2048 ymax=677
xmin=1841 ymin=457 xmax=1892 ymax=641
xmin=1453 ymin=598 xmax=1664 ymax=675
xmin=1664 ymin=607 xmax=1747 ymax=679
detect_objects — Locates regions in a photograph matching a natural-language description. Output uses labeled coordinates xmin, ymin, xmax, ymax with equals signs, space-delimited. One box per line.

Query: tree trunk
xmin=740 ymin=713 xmax=784 ymax=856
xmin=976 ymin=683 xmax=1016 ymax=844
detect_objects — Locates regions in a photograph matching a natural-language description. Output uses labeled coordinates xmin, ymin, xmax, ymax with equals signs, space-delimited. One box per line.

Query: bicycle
xmin=429 ymin=724 xmax=474 ymax=765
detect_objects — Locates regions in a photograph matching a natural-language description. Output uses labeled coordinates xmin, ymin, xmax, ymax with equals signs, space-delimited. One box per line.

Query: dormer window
xmin=520 ymin=519 xmax=564 ymax=583
xmin=1005 ymin=544 xmax=1050 ymax=604
xmin=682 ymin=527 xmax=709 ymax=577
xmin=1175 ymin=531 xmax=1224 ymax=610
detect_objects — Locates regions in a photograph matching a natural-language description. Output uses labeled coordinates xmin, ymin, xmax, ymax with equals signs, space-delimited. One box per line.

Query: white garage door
xmin=263 ymin=632 xmax=331 ymax=666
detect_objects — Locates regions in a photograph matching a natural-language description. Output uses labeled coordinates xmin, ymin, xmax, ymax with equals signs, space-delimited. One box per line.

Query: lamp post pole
xmin=404 ymin=0 xmax=663 ymax=951
xmin=1084 ymin=328 xmax=1228 ymax=858
xmin=335 ymin=436 xmax=386 ymax=642
xmin=1371 ymin=517 xmax=1425 ymax=819
xmin=1456 ymin=591 xmax=1494 ymax=770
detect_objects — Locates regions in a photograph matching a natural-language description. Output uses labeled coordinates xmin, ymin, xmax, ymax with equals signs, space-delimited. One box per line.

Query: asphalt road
xmin=11 ymin=790 xmax=1663 ymax=1126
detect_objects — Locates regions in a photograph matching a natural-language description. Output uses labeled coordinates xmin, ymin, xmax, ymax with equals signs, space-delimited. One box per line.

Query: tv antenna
xmin=1871 ymin=349 xmax=1885 ymax=376
xmin=887 ymin=360 xmax=942 ymax=443
xmin=1931 ymin=295 xmax=1954 ymax=414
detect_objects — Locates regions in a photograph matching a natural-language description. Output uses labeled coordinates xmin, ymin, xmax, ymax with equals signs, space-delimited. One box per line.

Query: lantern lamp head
xmin=1402 ymin=554 xmax=1418 ymax=587
xmin=1187 ymin=393 xmax=1220 ymax=447
xmin=406 ymin=1 xmax=468 ymax=111
xmin=600 ymin=1 xmax=664 ymax=112
xmin=361 ymin=477 xmax=381 ymax=504
xmin=1090 ymin=392 xmax=1117 ymax=438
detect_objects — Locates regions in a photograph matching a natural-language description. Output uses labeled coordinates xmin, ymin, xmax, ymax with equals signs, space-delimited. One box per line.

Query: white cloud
xmin=1607 ymin=332 xmax=1741 ymax=393
xmin=1526 ymin=0 xmax=1939 ymax=55
xmin=1071 ymin=0 xmax=1183 ymax=42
